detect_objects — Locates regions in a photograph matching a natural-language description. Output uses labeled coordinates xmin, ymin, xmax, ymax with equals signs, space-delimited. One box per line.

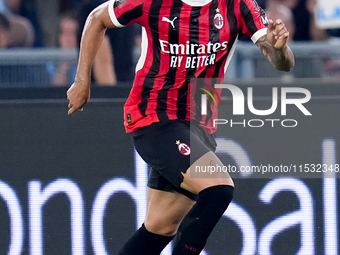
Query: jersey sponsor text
xmin=159 ymin=39 xmax=228 ymax=68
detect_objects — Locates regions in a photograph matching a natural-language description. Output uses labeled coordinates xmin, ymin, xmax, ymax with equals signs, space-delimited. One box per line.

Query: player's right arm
xmin=67 ymin=2 xmax=116 ymax=115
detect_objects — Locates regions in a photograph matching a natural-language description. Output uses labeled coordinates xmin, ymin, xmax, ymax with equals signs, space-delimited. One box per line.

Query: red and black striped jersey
xmin=108 ymin=0 xmax=267 ymax=133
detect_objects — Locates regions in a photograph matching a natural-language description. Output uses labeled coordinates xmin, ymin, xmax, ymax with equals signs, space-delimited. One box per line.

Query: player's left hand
xmin=267 ymin=19 xmax=290 ymax=49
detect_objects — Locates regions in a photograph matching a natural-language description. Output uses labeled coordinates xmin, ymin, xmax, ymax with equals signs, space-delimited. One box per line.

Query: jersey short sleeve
xmin=108 ymin=0 xmax=144 ymax=27
xmin=239 ymin=0 xmax=268 ymax=43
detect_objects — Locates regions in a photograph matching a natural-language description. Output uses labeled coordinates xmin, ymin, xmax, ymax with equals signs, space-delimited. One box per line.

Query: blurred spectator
xmin=58 ymin=11 xmax=78 ymax=49
xmin=51 ymin=11 xmax=78 ymax=86
xmin=0 ymin=0 xmax=43 ymax=46
xmin=0 ymin=9 xmax=35 ymax=48
xmin=0 ymin=12 xmax=35 ymax=48
xmin=33 ymin=0 xmax=79 ymax=47
xmin=0 ymin=12 xmax=10 ymax=48
xmin=0 ymin=12 xmax=50 ymax=87
xmin=8 ymin=14 xmax=34 ymax=47
xmin=266 ymin=2 xmax=295 ymax=41
xmin=50 ymin=10 xmax=116 ymax=86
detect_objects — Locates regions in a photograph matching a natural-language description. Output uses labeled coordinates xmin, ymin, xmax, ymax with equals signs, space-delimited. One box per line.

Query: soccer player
xmin=67 ymin=0 xmax=294 ymax=254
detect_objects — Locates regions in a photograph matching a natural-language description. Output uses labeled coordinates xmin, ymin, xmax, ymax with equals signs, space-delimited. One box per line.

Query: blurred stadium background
xmin=0 ymin=0 xmax=339 ymax=254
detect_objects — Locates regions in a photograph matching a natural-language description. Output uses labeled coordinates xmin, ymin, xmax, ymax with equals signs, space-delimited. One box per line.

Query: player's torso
xmin=125 ymin=0 xmax=241 ymax=132
xmin=138 ymin=0 xmax=239 ymax=82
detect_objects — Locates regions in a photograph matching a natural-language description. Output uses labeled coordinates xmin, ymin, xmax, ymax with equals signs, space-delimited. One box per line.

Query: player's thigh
xmin=181 ymin=151 xmax=234 ymax=195
xmin=144 ymin=187 xmax=195 ymax=236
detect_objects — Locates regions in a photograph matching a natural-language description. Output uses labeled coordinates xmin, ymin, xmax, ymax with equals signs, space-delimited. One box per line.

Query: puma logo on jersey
xmin=162 ymin=17 xmax=177 ymax=29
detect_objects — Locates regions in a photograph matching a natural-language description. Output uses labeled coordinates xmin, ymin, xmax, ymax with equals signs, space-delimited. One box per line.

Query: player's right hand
xmin=67 ymin=77 xmax=90 ymax=115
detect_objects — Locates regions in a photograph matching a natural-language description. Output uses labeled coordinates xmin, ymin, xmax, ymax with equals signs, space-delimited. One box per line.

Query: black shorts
xmin=131 ymin=119 xmax=217 ymax=200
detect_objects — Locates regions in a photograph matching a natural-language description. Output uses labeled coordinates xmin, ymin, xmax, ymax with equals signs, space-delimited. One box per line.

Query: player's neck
xmin=181 ymin=0 xmax=212 ymax=7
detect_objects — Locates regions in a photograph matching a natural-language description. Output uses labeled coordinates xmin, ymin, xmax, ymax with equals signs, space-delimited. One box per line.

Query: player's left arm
xmin=256 ymin=18 xmax=295 ymax=72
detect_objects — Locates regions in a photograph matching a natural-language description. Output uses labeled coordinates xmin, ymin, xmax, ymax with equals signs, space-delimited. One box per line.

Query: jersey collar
xmin=181 ymin=0 xmax=212 ymax=7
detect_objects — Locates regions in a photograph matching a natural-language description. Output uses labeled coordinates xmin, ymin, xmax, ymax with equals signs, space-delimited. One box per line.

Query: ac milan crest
xmin=214 ymin=8 xmax=224 ymax=30
xmin=176 ymin=140 xmax=191 ymax=156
